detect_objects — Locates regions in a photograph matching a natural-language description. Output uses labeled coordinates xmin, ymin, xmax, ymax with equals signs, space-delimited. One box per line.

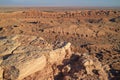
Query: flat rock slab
xmin=0 ymin=35 xmax=71 ymax=80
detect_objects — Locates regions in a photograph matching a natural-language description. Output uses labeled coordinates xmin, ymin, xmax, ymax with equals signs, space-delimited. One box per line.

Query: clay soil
xmin=0 ymin=7 xmax=120 ymax=80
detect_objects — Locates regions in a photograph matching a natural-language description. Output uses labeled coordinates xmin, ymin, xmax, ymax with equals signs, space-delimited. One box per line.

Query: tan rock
xmin=0 ymin=35 xmax=72 ymax=80
xmin=49 ymin=42 xmax=71 ymax=64
xmin=0 ymin=36 xmax=21 ymax=57
xmin=0 ymin=57 xmax=3 ymax=80
xmin=0 ymin=35 xmax=50 ymax=80
xmin=1 ymin=51 xmax=46 ymax=80
xmin=81 ymin=53 xmax=109 ymax=79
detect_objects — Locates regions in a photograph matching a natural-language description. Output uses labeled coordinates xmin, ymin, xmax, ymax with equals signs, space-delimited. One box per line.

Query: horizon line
xmin=0 ymin=5 xmax=120 ymax=7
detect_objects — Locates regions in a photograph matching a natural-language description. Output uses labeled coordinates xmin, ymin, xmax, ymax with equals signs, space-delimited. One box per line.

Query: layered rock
xmin=0 ymin=35 xmax=71 ymax=80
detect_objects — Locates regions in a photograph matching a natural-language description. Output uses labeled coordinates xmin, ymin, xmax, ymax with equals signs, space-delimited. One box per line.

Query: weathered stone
xmin=0 ymin=35 xmax=72 ymax=80
xmin=81 ymin=53 xmax=109 ymax=80
xmin=1 ymin=50 xmax=46 ymax=80
xmin=49 ymin=42 xmax=71 ymax=64
xmin=0 ymin=36 xmax=21 ymax=57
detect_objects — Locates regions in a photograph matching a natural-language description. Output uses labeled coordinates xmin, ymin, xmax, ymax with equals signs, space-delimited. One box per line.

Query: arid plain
xmin=0 ymin=7 xmax=120 ymax=80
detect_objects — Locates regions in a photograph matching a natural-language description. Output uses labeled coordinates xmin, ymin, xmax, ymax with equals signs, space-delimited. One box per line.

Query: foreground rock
xmin=0 ymin=35 xmax=71 ymax=80
xmin=0 ymin=35 xmax=111 ymax=80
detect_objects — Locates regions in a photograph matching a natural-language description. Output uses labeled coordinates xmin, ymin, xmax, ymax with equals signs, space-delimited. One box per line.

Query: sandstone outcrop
xmin=0 ymin=35 xmax=71 ymax=80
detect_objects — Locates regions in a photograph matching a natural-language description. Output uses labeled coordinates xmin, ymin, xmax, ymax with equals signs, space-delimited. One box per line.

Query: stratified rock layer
xmin=0 ymin=35 xmax=71 ymax=80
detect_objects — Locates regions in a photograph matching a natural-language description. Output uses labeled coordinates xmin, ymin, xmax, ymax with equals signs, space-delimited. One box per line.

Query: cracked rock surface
xmin=0 ymin=35 xmax=71 ymax=80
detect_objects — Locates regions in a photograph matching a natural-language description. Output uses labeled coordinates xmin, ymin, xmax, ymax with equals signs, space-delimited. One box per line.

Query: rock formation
xmin=0 ymin=35 xmax=110 ymax=80
xmin=0 ymin=35 xmax=71 ymax=80
xmin=81 ymin=53 xmax=110 ymax=80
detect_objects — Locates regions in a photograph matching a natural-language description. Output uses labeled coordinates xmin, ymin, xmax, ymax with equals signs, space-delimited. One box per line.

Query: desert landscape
xmin=0 ymin=7 xmax=120 ymax=80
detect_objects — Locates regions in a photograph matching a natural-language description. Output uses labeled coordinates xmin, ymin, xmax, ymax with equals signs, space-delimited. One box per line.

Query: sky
xmin=0 ymin=0 xmax=120 ymax=7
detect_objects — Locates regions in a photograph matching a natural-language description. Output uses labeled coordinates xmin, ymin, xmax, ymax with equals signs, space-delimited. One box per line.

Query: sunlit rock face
xmin=0 ymin=35 xmax=71 ymax=80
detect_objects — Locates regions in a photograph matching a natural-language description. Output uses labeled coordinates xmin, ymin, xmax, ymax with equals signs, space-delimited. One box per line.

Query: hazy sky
xmin=0 ymin=0 xmax=120 ymax=7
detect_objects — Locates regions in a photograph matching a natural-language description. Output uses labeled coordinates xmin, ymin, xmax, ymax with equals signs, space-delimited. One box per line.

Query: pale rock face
xmin=0 ymin=35 xmax=49 ymax=80
xmin=48 ymin=42 xmax=71 ymax=64
xmin=0 ymin=35 xmax=72 ymax=80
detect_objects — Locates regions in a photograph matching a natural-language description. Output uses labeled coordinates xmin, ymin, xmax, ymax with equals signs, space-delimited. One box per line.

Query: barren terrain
xmin=0 ymin=7 xmax=120 ymax=80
